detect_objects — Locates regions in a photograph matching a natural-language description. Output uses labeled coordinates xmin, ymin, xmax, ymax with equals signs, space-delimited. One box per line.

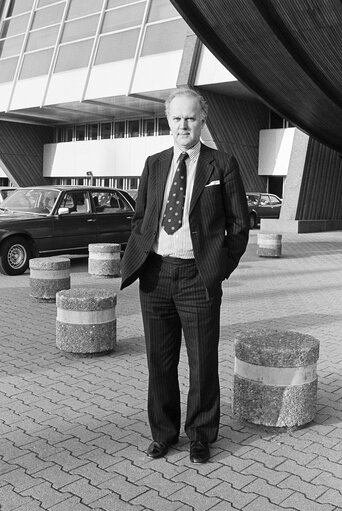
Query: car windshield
xmin=0 ymin=188 xmax=60 ymax=215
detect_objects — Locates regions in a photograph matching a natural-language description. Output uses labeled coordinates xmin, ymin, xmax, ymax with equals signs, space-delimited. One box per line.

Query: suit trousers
xmin=139 ymin=253 xmax=222 ymax=444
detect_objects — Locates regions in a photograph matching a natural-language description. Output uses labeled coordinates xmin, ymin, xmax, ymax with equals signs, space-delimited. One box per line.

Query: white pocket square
xmin=205 ymin=180 xmax=220 ymax=187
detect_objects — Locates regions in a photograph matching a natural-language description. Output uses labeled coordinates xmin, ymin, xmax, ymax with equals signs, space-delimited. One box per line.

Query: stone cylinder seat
xmin=233 ymin=329 xmax=320 ymax=429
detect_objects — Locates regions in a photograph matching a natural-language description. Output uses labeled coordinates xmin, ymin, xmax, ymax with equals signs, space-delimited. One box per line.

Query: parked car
xmin=0 ymin=186 xmax=16 ymax=203
xmin=0 ymin=186 xmax=135 ymax=275
xmin=246 ymin=192 xmax=282 ymax=229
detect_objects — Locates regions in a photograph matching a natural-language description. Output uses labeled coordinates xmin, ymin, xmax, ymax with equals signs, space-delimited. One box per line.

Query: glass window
xmin=142 ymin=118 xmax=155 ymax=136
xmin=91 ymin=190 xmax=132 ymax=213
xmin=54 ymin=38 xmax=93 ymax=72
xmin=0 ymin=57 xmax=18 ymax=83
xmin=0 ymin=14 xmax=30 ymax=38
xmin=95 ymin=28 xmax=139 ymax=64
xmin=100 ymin=122 xmax=112 ymax=138
xmin=61 ymin=14 xmax=100 ymax=43
xmin=260 ymin=194 xmax=270 ymax=206
xmin=127 ymin=119 xmax=140 ymax=137
xmin=87 ymin=124 xmax=98 ymax=140
xmin=65 ymin=126 xmax=73 ymax=141
xmin=7 ymin=0 xmax=34 ymax=17
xmin=31 ymin=4 xmax=65 ymax=30
xmin=0 ymin=34 xmax=25 ymax=58
xmin=75 ymin=125 xmax=85 ymax=140
xmin=141 ymin=19 xmax=187 ymax=56
xmin=26 ymin=25 xmax=59 ymax=51
xmin=114 ymin=121 xmax=125 ymax=138
xmin=107 ymin=0 xmax=141 ymax=8
xmin=61 ymin=191 xmax=90 ymax=214
xmin=158 ymin=117 xmax=170 ymax=135
xmin=38 ymin=0 xmax=65 ymax=7
xmin=19 ymin=48 xmax=53 ymax=79
xmin=67 ymin=0 xmax=103 ymax=20
xmin=148 ymin=0 xmax=179 ymax=22
xmin=102 ymin=3 xmax=146 ymax=33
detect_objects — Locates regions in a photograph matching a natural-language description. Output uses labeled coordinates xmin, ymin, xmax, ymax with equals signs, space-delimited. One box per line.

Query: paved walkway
xmin=1 ymin=230 xmax=342 ymax=510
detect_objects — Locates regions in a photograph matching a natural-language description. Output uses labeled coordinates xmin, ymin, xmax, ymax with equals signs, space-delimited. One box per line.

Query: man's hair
xmin=165 ymin=87 xmax=208 ymax=121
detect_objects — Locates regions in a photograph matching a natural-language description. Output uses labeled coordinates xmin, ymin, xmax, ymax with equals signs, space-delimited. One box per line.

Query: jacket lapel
xmin=155 ymin=147 xmax=173 ymax=216
xmin=190 ymin=145 xmax=215 ymax=214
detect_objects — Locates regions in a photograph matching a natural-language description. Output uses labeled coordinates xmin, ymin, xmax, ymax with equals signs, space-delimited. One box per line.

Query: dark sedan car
xmin=0 ymin=186 xmax=135 ymax=275
xmin=246 ymin=192 xmax=282 ymax=229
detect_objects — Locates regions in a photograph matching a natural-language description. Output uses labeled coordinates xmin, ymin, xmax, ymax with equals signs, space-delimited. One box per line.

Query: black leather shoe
xmin=146 ymin=441 xmax=169 ymax=459
xmin=189 ymin=441 xmax=210 ymax=463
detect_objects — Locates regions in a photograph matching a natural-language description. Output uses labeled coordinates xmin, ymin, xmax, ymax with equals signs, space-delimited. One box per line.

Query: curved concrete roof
xmin=171 ymin=0 xmax=342 ymax=153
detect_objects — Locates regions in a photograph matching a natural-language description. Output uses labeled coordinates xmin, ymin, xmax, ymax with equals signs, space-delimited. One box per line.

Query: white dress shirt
xmin=153 ymin=141 xmax=201 ymax=258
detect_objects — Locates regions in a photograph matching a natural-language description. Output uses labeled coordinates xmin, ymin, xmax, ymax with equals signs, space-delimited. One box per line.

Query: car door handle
xmin=87 ymin=218 xmax=96 ymax=222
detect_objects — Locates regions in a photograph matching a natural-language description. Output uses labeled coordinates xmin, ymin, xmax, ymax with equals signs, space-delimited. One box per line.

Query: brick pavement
xmin=1 ymin=230 xmax=342 ymax=510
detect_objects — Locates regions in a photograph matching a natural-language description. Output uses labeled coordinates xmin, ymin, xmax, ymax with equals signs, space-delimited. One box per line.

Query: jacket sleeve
xmin=222 ymin=156 xmax=249 ymax=278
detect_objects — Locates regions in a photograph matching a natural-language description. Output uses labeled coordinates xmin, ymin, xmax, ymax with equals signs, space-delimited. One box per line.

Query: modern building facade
xmin=0 ymin=0 xmax=341 ymax=232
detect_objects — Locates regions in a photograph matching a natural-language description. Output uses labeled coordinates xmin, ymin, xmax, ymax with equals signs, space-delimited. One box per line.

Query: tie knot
xmin=179 ymin=152 xmax=189 ymax=163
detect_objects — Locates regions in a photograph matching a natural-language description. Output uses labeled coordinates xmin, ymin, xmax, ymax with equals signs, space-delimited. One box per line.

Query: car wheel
xmin=0 ymin=236 xmax=31 ymax=275
xmin=249 ymin=213 xmax=257 ymax=229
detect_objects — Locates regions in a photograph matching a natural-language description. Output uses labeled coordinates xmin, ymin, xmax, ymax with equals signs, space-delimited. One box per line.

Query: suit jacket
xmin=121 ymin=143 xmax=249 ymax=295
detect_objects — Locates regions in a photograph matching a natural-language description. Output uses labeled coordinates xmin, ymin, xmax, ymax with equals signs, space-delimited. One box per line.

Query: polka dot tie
xmin=162 ymin=152 xmax=189 ymax=235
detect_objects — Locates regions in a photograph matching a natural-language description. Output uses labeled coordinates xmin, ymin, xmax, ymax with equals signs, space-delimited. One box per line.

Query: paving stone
xmin=2 ymin=232 xmax=342 ymax=511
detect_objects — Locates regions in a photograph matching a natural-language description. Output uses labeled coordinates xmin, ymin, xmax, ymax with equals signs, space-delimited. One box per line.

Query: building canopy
xmin=170 ymin=0 xmax=342 ymax=153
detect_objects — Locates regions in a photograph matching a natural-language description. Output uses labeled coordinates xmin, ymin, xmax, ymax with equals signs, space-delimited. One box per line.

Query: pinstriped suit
xmin=121 ymin=143 xmax=249 ymax=444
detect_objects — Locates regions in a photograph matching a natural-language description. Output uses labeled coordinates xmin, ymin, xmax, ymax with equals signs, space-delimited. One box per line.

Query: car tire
xmin=249 ymin=213 xmax=257 ymax=229
xmin=0 ymin=236 xmax=31 ymax=275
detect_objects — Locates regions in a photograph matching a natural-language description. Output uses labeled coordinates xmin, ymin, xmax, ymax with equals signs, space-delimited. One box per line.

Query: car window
xmin=260 ymin=194 xmax=270 ymax=206
xmin=61 ymin=191 xmax=91 ymax=214
xmin=246 ymin=194 xmax=258 ymax=205
xmin=91 ymin=191 xmax=132 ymax=213
xmin=269 ymin=195 xmax=281 ymax=205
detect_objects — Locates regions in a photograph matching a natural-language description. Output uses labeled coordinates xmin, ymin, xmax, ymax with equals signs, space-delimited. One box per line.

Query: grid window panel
xmin=67 ymin=0 xmax=104 ymax=20
xmin=107 ymin=0 xmax=140 ymax=8
xmin=95 ymin=28 xmax=139 ymax=64
xmin=0 ymin=56 xmax=18 ymax=83
xmin=31 ymin=3 xmax=65 ymax=30
xmin=142 ymin=118 xmax=155 ymax=136
xmin=19 ymin=48 xmax=53 ymax=79
xmin=54 ymin=38 xmax=94 ymax=72
xmin=141 ymin=19 xmax=187 ymax=56
xmin=100 ymin=122 xmax=112 ymax=138
xmin=75 ymin=125 xmax=85 ymax=140
xmin=7 ymin=0 xmax=35 ymax=17
xmin=0 ymin=13 xmax=30 ymax=38
xmin=61 ymin=14 xmax=100 ymax=43
xmin=101 ymin=3 xmax=146 ymax=33
xmin=114 ymin=121 xmax=125 ymax=138
xmin=158 ymin=116 xmax=170 ymax=135
xmin=65 ymin=126 xmax=73 ymax=141
xmin=127 ymin=119 xmax=140 ymax=137
xmin=87 ymin=123 xmax=98 ymax=140
xmin=0 ymin=34 xmax=25 ymax=58
xmin=147 ymin=0 xmax=180 ymax=22
xmin=26 ymin=25 xmax=59 ymax=51
xmin=38 ymin=0 xmax=66 ymax=7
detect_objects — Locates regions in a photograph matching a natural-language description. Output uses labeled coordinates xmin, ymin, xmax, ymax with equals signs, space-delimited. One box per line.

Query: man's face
xmin=167 ymin=95 xmax=205 ymax=151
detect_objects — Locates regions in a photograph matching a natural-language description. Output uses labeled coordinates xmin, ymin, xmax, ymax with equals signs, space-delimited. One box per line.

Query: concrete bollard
xmin=56 ymin=288 xmax=116 ymax=356
xmin=88 ymin=243 xmax=121 ymax=278
xmin=257 ymin=233 xmax=282 ymax=257
xmin=233 ymin=329 xmax=320 ymax=429
xmin=29 ymin=256 xmax=70 ymax=302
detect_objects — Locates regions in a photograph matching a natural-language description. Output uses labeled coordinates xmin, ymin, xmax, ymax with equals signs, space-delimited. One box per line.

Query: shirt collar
xmin=174 ymin=141 xmax=201 ymax=163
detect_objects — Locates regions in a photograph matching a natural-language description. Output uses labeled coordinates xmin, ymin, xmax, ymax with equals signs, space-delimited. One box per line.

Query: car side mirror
xmin=58 ymin=207 xmax=70 ymax=215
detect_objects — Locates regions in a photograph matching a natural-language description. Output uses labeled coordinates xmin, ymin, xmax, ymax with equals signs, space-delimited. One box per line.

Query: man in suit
xmin=121 ymin=87 xmax=249 ymax=463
